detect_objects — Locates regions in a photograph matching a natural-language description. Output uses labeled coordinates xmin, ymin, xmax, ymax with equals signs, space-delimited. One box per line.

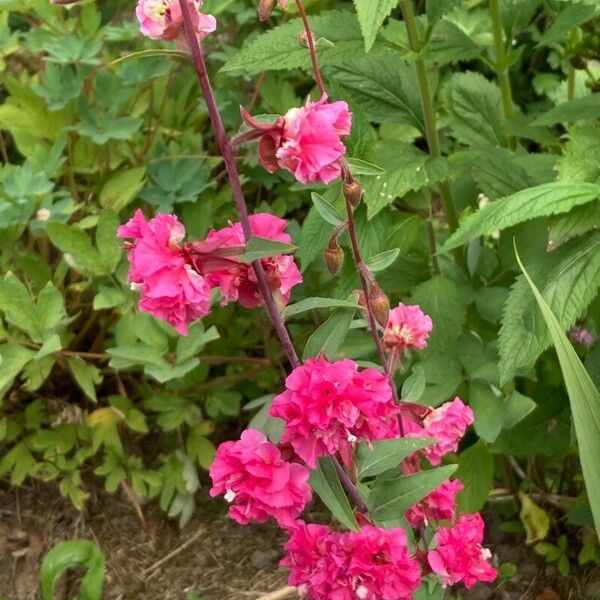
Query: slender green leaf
xmin=311 ymin=192 xmax=345 ymax=226
xmin=283 ymin=297 xmax=360 ymax=318
xmin=239 ymin=236 xmax=297 ymax=263
xmin=357 ymin=437 xmax=432 ymax=479
xmin=303 ymin=300 xmax=357 ymax=359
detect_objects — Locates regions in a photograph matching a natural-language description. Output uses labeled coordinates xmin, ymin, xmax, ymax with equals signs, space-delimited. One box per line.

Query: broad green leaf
xmin=424 ymin=19 xmax=481 ymax=65
xmin=0 ymin=343 xmax=34 ymax=402
xmin=517 ymin=247 xmax=600 ymax=536
xmin=455 ymin=441 xmax=494 ymax=513
xmin=557 ymin=124 xmax=600 ymax=183
xmin=354 ymin=0 xmax=397 ymax=52
xmin=303 ymin=300 xmax=357 ymax=360
xmin=0 ymin=272 xmax=39 ymax=339
xmin=368 ymin=465 xmax=457 ymax=521
xmin=444 ymin=182 xmax=600 ymax=251
xmin=283 ymin=297 xmax=360 ymax=318
xmin=47 ymin=222 xmax=102 ymax=275
xmin=499 ymin=234 xmax=600 ymax=383
xmin=538 ymin=3 xmax=600 ymax=47
xmin=357 ymin=437 xmax=432 ymax=480
xmin=520 ymin=492 xmax=550 ymax=543
xmin=444 ymin=72 xmax=505 ymax=147
xmin=310 ymin=457 xmax=360 ymax=531
xmin=469 ymin=380 xmax=505 ymax=442
xmin=99 ymin=166 xmax=146 ymax=212
xmin=331 ymin=55 xmax=424 ymax=131
xmin=401 ymin=365 xmax=426 ymax=402
xmin=239 ymin=236 xmax=297 ymax=263
xmin=96 ymin=209 xmax=121 ymax=274
xmin=311 ymin=192 xmax=344 ymax=226
xmin=67 ymin=356 xmax=102 ymax=403
xmin=426 ymin=0 xmax=462 ymax=23
xmin=365 ymin=248 xmax=399 ymax=272
xmin=298 ymin=205 xmax=332 ymax=271
xmin=532 ymin=95 xmax=600 ymax=127
xmin=36 ymin=282 xmax=65 ymax=332
xmin=222 ymin=12 xmax=370 ymax=75
xmin=107 ymin=345 xmax=170 ymax=368
xmin=411 ymin=276 xmax=466 ymax=353
xmin=40 ymin=540 xmax=105 ymax=600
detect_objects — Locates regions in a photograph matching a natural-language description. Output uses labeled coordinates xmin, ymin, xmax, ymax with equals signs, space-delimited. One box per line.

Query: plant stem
xmin=488 ymin=0 xmax=517 ymax=149
xmin=178 ymin=0 xmax=299 ymax=370
xmin=294 ymin=0 xmax=326 ymax=96
xmin=178 ymin=0 xmax=365 ymax=511
xmin=400 ymin=0 xmax=464 ymax=269
xmin=332 ymin=454 xmax=368 ymax=513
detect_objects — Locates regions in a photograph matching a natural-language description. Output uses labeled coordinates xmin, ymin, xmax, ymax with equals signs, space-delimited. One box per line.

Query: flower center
xmin=145 ymin=0 xmax=168 ymax=20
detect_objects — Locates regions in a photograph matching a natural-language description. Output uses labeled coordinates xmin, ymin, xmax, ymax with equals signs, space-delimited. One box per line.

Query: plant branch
xmin=178 ymin=0 xmax=300 ymax=370
xmin=294 ymin=0 xmax=326 ymax=96
xmin=332 ymin=453 xmax=368 ymax=514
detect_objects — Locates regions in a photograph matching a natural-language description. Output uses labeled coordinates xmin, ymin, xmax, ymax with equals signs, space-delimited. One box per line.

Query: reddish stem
xmin=178 ymin=0 xmax=299 ymax=370
xmin=294 ymin=0 xmax=326 ymax=96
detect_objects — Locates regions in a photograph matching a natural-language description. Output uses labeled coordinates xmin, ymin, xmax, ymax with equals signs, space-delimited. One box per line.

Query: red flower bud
xmin=369 ymin=284 xmax=390 ymax=327
xmin=258 ymin=0 xmax=277 ymax=21
xmin=343 ymin=178 xmax=363 ymax=208
xmin=324 ymin=238 xmax=344 ymax=277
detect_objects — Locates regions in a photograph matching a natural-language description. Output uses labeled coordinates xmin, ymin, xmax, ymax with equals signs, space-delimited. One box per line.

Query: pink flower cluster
xmin=405 ymin=479 xmax=463 ymax=528
xmin=136 ymin=0 xmax=216 ymax=42
xmin=118 ymin=211 xmax=302 ymax=334
xmin=282 ymin=521 xmax=421 ymax=600
xmin=404 ymin=397 xmax=474 ymax=466
xmin=270 ymin=357 xmax=399 ymax=467
xmin=204 ymin=214 xmax=302 ymax=309
xmin=383 ymin=303 xmax=433 ymax=354
xmin=117 ymin=210 xmax=211 ymax=335
xmin=428 ymin=514 xmax=498 ymax=589
xmin=209 ymin=429 xmax=312 ymax=527
xmin=244 ymin=94 xmax=352 ymax=184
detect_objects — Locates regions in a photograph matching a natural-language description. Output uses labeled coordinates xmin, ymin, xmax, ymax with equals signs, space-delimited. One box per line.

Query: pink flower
xmin=281 ymin=522 xmax=421 ymax=600
xmin=405 ymin=479 xmax=463 ymax=528
xmin=209 ymin=429 xmax=312 ymax=527
xmin=570 ymin=325 xmax=596 ymax=348
xmin=243 ymin=95 xmax=352 ymax=184
xmin=270 ymin=357 xmax=399 ymax=467
xmin=136 ymin=0 xmax=216 ymax=42
xmin=383 ymin=303 xmax=433 ymax=353
xmin=421 ymin=398 xmax=474 ymax=465
xmin=428 ymin=513 xmax=497 ymax=589
xmin=117 ymin=209 xmax=211 ymax=335
xmin=203 ymin=213 xmax=302 ymax=309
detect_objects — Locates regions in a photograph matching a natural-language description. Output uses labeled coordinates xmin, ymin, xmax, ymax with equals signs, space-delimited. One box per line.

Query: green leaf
xmin=96 ymin=209 xmax=121 ymax=274
xmin=531 ymin=95 xmax=600 ymax=127
xmin=0 ymin=272 xmax=39 ymax=339
xmin=40 ymin=540 xmax=105 ymax=600
xmin=67 ymin=356 xmax=102 ymax=403
xmin=557 ymin=124 xmax=600 ymax=183
xmin=455 ymin=441 xmax=494 ymax=513
xmin=539 ymin=3 xmax=600 ymax=47
xmin=331 ymin=54 xmax=424 ymax=130
xmin=469 ymin=380 xmax=505 ymax=443
xmin=444 ymin=182 xmax=600 ymax=251
xmin=426 ymin=0 xmax=462 ymax=23
xmin=283 ymin=297 xmax=360 ymax=318
xmin=107 ymin=345 xmax=169 ymax=368
xmin=311 ymin=192 xmax=344 ymax=226
xmin=499 ymin=234 xmax=600 ymax=383
xmin=354 ymin=0 xmax=397 ymax=52
xmin=424 ymin=19 xmax=481 ymax=65
xmin=517 ymin=246 xmax=600 ymax=537
xmin=368 ymin=465 xmax=457 ymax=522
xmin=401 ymin=365 xmax=426 ymax=402
xmin=36 ymin=282 xmax=65 ymax=332
xmin=357 ymin=437 xmax=432 ymax=480
xmin=346 ymin=157 xmax=386 ymax=176
xmin=444 ymin=72 xmax=506 ymax=147
xmin=238 ymin=236 xmax=297 ymax=263
xmin=364 ymin=248 xmax=399 ymax=272
xmin=221 ymin=12 xmax=369 ymax=75
xmin=309 ymin=457 xmax=360 ymax=531
xmin=302 ymin=300 xmax=357 ymax=360
xmin=411 ymin=276 xmax=466 ymax=353
xmin=0 ymin=343 xmax=34 ymax=402
xmin=47 ymin=222 xmax=102 ymax=275
xmin=520 ymin=492 xmax=550 ymax=544
xmin=99 ymin=166 xmax=146 ymax=212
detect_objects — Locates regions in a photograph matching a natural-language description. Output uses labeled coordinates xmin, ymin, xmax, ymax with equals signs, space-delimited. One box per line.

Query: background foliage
xmin=0 ymin=0 xmax=599 ymax=584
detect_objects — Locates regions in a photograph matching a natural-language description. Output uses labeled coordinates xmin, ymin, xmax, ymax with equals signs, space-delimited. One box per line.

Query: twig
xmin=294 ymin=0 xmax=325 ymax=96
xmin=256 ymin=587 xmax=297 ymax=600
xmin=142 ymin=527 xmax=205 ymax=577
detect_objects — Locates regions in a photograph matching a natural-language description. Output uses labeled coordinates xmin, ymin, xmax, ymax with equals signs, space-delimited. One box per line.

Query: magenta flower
xmin=243 ymin=95 xmax=352 ymax=184
xmin=117 ymin=210 xmax=211 ymax=335
xmin=136 ymin=0 xmax=216 ymax=42
xmin=203 ymin=213 xmax=302 ymax=309
xmin=383 ymin=303 xmax=433 ymax=354
xmin=281 ymin=522 xmax=421 ymax=600
xmin=569 ymin=325 xmax=596 ymax=348
xmin=405 ymin=479 xmax=464 ymax=528
xmin=428 ymin=513 xmax=497 ymax=589
xmin=209 ymin=429 xmax=312 ymax=527
xmin=270 ymin=357 xmax=399 ymax=467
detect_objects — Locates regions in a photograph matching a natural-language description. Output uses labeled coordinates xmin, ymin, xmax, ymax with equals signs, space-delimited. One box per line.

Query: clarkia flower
xmin=270 ymin=356 xmax=399 ymax=467
xmin=569 ymin=325 xmax=596 ymax=348
xmin=383 ymin=303 xmax=433 ymax=354
xmin=117 ymin=209 xmax=211 ymax=335
xmin=405 ymin=479 xmax=463 ymax=528
xmin=136 ymin=0 xmax=216 ymax=42
xmin=243 ymin=94 xmax=352 ymax=184
xmin=427 ymin=513 xmax=497 ymax=589
xmin=203 ymin=213 xmax=302 ymax=309
xmin=209 ymin=429 xmax=312 ymax=527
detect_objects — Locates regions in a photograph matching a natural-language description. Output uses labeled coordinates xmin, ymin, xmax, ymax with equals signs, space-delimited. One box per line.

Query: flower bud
xmin=570 ymin=55 xmax=588 ymax=70
xmin=343 ymin=178 xmax=363 ymax=208
xmin=258 ymin=0 xmax=277 ymax=21
xmin=324 ymin=239 xmax=344 ymax=277
xmin=298 ymin=30 xmax=316 ymax=48
xmin=369 ymin=284 xmax=390 ymax=327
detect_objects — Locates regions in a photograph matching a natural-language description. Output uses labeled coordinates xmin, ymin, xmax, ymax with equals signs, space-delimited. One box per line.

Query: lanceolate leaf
xmin=239 ymin=236 xmax=297 ymax=263
xmin=310 ymin=457 xmax=360 ymax=531
xmin=517 ymin=247 xmax=600 ymax=537
xmin=302 ymin=301 xmax=357 ymax=359
xmin=283 ymin=297 xmax=360 ymax=318
xmin=357 ymin=437 xmax=432 ymax=480
xmin=353 ymin=0 xmax=397 ymax=52
xmin=444 ymin=182 xmax=600 ymax=251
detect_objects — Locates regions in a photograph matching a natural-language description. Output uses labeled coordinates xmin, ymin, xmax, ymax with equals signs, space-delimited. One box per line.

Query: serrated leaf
xmin=426 ymin=0 xmax=462 ymax=23
xmin=310 ymin=457 xmax=360 ymax=531
xmin=444 ymin=182 xmax=600 ymax=251
xmin=538 ymin=3 xmax=600 ymax=47
xmin=354 ymin=0 xmax=397 ymax=52
xmin=67 ymin=356 xmax=102 ymax=403
xmin=557 ymin=124 xmax=600 ymax=183
xmin=532 ymin=95 xmax=600 ymax=127
xmin=357 ymin=437 xmax=432 ymax=479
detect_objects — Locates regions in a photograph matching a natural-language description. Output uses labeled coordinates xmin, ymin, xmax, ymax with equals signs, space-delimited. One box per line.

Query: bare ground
xmin=0 ymin=482 xmax=598 ymax=600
